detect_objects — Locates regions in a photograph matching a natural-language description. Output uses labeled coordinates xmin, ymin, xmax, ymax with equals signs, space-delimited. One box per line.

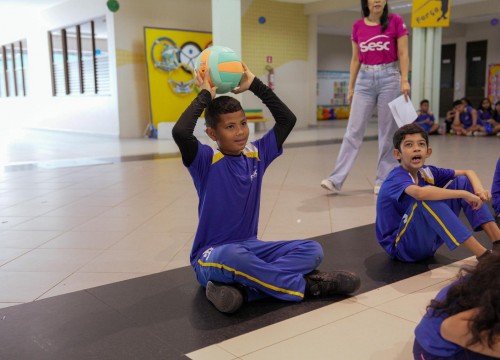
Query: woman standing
xmin=321 ymin=0 xmax=410 ymax=194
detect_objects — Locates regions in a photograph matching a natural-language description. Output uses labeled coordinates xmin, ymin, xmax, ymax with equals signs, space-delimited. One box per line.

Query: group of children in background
xmin=415 ymin=97 xmax=500 ymax=137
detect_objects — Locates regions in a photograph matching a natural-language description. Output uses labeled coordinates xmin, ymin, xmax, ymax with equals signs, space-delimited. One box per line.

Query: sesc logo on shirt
xmin=359 ymin=35 xmax=391 ymax=53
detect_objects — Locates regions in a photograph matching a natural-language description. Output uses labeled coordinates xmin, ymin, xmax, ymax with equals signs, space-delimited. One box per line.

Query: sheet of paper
xmin=388 ymin=95 xmax=418 ymax=128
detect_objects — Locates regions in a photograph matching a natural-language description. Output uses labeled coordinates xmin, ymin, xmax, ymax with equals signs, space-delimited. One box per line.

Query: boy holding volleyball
xmin=375 ymin=123 xmax=500 ymax=263
xmin=172 ymin=63 xmax=360 ymax=313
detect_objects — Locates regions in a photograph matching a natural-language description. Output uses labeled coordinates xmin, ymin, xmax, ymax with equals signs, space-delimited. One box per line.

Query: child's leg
xmin=194 ymin=239 xmax=322 ymax=302
xmin=395 ymin=200 xmax=485 ymax=262
xmin=445 ymin=176 xmax=500 ymax=241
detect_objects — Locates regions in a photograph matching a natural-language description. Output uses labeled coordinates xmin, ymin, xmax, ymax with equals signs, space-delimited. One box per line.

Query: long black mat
xmin=0 ymin=224 xmax=491 ymax=359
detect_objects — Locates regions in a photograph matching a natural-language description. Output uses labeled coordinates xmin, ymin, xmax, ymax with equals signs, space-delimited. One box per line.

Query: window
xmin=0 ymin=39 xmax=28 ymax=98
xmin=49 ymin=17 xmax=109 ymax=96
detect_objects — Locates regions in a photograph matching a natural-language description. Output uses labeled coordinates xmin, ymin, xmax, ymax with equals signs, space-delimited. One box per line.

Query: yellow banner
xmin=144 ymin=27 xmax=212 ymax=126
xmin=412 ymin=0 xmax=451 ymax=28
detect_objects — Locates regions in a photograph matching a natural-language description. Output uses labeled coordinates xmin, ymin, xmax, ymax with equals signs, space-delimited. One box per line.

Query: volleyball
xmin=195 ymin=46 xmax=243 ymax=94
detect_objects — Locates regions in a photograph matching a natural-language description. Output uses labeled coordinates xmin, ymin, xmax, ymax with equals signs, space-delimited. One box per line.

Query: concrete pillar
xmin=211 ymin=0 xmax=242 ymax=103
xmin=411 ymin=26 xmax=443 ymax=121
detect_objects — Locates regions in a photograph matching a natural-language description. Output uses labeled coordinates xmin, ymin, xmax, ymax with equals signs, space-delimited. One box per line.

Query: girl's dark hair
xmin=361 ymin=0 xmax=389 ymax=32
xmin=477 ymin=97 xmax=493 ymax=113
xmin=428 ymin=253 xmax=500 ymax=349
xmin=204 ymin=96 xmax=243 ymax=128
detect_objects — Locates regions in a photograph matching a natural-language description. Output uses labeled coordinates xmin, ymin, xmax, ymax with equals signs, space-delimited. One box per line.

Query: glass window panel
xmin=94 ymin=17 xmax=110 ymax=95
xmin=66 ymin=26 xmax=80 ymax=94
xmin=80 ymin=21 xmax=95 ymax=94
xmin=14 ymin=41 xmax=24 ymax=96
xmin=5 ymin=45 xmax=15 ymax=96
xmin=51 ymin=30 xmax=65 ymax=96
xmin=0 ymin=47 xmax=6 ymax=97
xmin=21 ymin=39 xmax=28 ymax=95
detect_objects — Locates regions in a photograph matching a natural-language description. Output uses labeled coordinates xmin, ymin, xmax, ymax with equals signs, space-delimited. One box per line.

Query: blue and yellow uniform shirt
xmin=188 ymin=130 xmax=282 ymax=265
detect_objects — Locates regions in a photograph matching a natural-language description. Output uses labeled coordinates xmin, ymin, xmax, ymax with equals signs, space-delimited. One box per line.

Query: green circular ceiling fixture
xmin=107 ymin=0 xmax=120 ymax=12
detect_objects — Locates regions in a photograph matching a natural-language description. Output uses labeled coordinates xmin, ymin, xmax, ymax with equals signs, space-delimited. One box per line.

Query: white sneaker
xmin=320 ymin=179 xmax=338 ymax=192
xmin=374 ymin=184 xmax=381 ymax=195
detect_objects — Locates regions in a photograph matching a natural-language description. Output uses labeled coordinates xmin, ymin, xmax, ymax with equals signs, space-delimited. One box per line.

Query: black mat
xmin=0 ymin=224 xmax=491 ymax=360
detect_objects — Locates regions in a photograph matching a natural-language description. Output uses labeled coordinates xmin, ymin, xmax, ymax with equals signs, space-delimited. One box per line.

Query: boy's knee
xmin=306 ymin=241 xmax=324 ymax=267
xmin=450 ymin=175 xmax=472 ymax=191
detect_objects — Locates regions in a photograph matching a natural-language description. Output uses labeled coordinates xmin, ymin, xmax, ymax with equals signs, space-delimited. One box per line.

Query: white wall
xmin=317 ymin=34 xmax=352 ymax=71
xmin=0 ymin=0 xmax=119 ymax=136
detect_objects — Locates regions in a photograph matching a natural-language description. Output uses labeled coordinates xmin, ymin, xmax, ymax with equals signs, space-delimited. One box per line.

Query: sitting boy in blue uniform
xmin=172 ymin=63 xmax=360 ymax=313
xmin=376 ymin=123 xmax=500 ymax=262
xmin=451 ymin=99 xmax=481 ymax=136
xmin=414 ymin=99 xmax=439 ymax=135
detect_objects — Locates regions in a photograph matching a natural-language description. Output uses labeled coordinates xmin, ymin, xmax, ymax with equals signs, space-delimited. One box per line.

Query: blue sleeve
xmin=389 ymin=168 xmax=415 ymax=203
xmin=252 ymin=129 xmax=283 ymax=170
xmin=493 ymin=158 xmax=500 ymax=215
xmin=187 ymin=142 xmax=213 ymax=191
xmin=429 ymin=166 xmax=456 ymax=188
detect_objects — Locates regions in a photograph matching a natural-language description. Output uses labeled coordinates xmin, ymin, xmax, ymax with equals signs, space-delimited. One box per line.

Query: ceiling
xmin=0 ymin=0 xmax=499 ymax=35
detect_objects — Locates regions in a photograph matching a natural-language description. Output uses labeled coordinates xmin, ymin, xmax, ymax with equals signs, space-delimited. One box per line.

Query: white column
xmin=432 ymin=27 xmax=442 ymax=121
xmin=211 ymin=0 xmax=242 ymax=103
xmin=423 ymin=27 xmax=434 ymax=101
xmin=308 ymin=14 xmax=318 ymax=126
xmin=411 ymin=28 xmax=425 ymax=109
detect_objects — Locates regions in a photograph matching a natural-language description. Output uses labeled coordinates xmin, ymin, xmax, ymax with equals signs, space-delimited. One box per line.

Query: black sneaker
xmin=492 ymin=240 xmax=500 ymax=254
xmin=476 ymin=249 xmax=493 ymax=262
xmin=206 ymin=281 xmax=244 ymax=313
xmin=305 ymin=270 xmax=361 ymax=297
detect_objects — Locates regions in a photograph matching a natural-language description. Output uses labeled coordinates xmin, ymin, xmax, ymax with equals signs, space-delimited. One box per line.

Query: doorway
xmin=465 ymin=40 xmax=487 ymax=108
xmin=439 ymin=43 xmax=455 ymax=117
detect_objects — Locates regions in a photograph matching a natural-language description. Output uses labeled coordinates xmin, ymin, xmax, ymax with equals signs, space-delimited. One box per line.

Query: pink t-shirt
xmin=352 ymin=14 xmax=409 ymax=65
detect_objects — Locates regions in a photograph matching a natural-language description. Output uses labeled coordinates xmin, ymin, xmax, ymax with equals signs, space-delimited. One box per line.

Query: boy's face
xmin=393 ymin=133 xmax=432 ymax=173
xmin=420 ymin=102 xmax=429 ymax=112
xmin=206 ymin=110 xmax=249 ymax=155
xmin=454 ymin=103 xmax=464 ymax=112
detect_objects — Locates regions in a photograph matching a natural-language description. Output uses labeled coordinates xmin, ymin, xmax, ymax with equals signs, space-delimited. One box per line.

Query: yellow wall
xmin=242 ymin=0 xmax=308 ymax=76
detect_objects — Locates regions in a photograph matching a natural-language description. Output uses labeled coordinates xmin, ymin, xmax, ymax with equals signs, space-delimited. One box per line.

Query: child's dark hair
xmin=204 ymin=96 xmax=243 ymax=128
xmin=460 ymin=97 xmax=472 ymax=106
xmin=453 ymin=99 xmax=463 ymax=107
xmin=420 ymin=99 xmax=429 ymax=106
xmin=361 ymin=0 xmax=389 ymax=32
xmin=477 ymin=97 xmax=493 ymax=112
xmin=428 ymin=253 xmax=500 ymax=349
xmin=393 ymin=123 xmax=429 ymax=151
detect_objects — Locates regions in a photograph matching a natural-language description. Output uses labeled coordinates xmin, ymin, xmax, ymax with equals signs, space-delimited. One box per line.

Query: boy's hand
xmin=475 ymin=189 xmax=491 ymax=202
xmin=232 ymin=62 xmax=255 ymax=94
xmin=464 ymin=192 xmax=483 ymax=210
xmin=195 ymin=69 xmax=217 ymax=99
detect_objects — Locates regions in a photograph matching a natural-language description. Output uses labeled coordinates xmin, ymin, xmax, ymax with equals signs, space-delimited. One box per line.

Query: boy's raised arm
xmin=404 ymin=184 xmax=483 ymax=210
xmin=172 ymin=72 xmax=217 ymax=166
xmin=234 ymin=63 xmax=296 ymax=148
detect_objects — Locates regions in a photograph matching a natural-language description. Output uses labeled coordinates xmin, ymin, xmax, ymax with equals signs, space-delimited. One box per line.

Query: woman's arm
xmin=347 ymin=41 xmax=360 ymax=104
xmin=397 ymin=34 xmax=410 ymax=101
xmin=441 ymin=308 xmax=500 ymax=358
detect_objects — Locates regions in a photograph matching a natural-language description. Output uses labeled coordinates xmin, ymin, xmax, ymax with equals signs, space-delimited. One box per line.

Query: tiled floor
xmin=0 ymin=120 xmax=499 ymax=358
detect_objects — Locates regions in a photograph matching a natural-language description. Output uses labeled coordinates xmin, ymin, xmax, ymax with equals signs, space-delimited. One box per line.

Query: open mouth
xmin=411 ymin=155 xmax=422 ymax=163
